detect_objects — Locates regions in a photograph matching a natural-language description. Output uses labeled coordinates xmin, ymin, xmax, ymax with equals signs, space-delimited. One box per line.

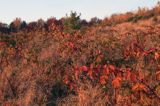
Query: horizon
xmin=0 ymin=0 xmax=159 ymax=24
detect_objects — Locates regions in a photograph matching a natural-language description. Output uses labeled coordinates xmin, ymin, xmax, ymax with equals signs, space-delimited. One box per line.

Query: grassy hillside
xmin=0 ymin=4 xmax=160 ymax=106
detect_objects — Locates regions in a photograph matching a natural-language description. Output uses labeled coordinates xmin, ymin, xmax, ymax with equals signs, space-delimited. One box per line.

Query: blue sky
xmin=0 ymin=0 xmax=159 ymax=23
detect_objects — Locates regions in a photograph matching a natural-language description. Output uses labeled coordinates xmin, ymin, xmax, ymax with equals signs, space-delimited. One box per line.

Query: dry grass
xmin=57 ymin=81 xmax=106 ymax=106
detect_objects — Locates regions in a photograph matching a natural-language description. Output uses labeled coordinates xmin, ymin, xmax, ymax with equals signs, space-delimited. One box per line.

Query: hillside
xmin=0 ymin=4 xmax=160 ymax=106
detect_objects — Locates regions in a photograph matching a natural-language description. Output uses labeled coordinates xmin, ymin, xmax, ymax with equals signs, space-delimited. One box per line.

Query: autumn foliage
xmin=0 ymin=3 xmax=160 ymax=106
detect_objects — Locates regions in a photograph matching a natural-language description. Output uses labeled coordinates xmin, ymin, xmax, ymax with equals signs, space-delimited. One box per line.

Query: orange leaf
xmin=88 ymin=69 xmax=94 ymax=80
xmin=132 ymin=83 xmax=147 ymax=92
xmin=155 ymin=52 xmax=159 ymax=60
xmin=112 ymin=77 xmax=122 ymax=88
xmin=138 ymin=70 xmax=144 ymax=80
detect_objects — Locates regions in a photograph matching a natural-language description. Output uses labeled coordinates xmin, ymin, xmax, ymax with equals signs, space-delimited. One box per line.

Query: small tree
xmin=46 ymin=17 xmax=60 ymax=31
xmin=0 ymin=22 xmax=9 ymax=33
xmin=9 ymin=18 xmax=22 ymax=32
xmin=63 ymin=11 xmax=81 ymax=33
xmin=89 ymin=17 xmax=102 ymax=26
xmin=27 ymin=21 xmax=37 ymax=31
xmin=37 ymin=19 xmax=45 ymax=29
xmin=20 ymin=21 xmax=27 ymax=30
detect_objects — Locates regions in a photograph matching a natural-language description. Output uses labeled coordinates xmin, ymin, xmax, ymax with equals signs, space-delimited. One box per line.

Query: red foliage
xmin=81 ymin=66 xmax=88 ymax=72
xmin=0 ymin=42 xmax=6 ymax=46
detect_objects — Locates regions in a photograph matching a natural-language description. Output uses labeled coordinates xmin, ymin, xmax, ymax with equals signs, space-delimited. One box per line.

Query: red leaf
xmin=81 ymin=66 xmax=88 ymax=72
xmin=100 ymin=76 xmax=108 ymax=85
xmin=103 ymin=65 xmax=109 ymax=75
xmin=130 ymin=73 xmax=137 ymax=82
xmin=108 ymin=64 xmax=115 ymax=71
xmin=0 ymin=42 xmax=6 ymax=45
xmin=125 ymin=69 xmax=131 ymax=80
xmin=63 ymin=76 xmax=69 ymax=84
